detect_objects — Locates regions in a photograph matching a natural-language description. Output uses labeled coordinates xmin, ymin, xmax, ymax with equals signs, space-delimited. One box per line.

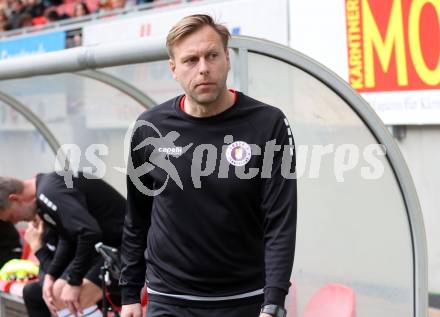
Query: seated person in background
xmin=0 ymin=220 xmax=22 ymax=268
xmin=23 ymin=216 xmax=58 ymax=317
xmin=18 ymin=12 xmax=33 ymax=27
xmin=8 ymin=0 xmax=26 ymax=29
xmin=72 ymin=2 xmax=89 ymax=17
xmin=23 ymin=0 xmax=45 ymax=18
xmin=0 ymin=171 xmax=126 ymax=317
xmin=98 ymin=0 xmax=125 ymax=11
xmin=0 ymin=9 xmax=10 ymax=32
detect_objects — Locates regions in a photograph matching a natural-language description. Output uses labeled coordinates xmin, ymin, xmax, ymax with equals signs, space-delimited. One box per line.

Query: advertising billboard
xmin=346 ymin=0 xmax=439 ymax=92
xmin=0 ymin=31 xmax=66 ymax=60
xmin=345 ymin=0 xmax=440 ymax=124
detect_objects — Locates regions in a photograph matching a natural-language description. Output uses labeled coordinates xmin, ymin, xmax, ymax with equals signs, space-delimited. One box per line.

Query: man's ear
xmin=8 ymin=193 xmax=20 ymax=203
xmin=169 ymin=58 xmax=178 ymax=80
xmin=225 ymin=49 xmax=231 ymax=71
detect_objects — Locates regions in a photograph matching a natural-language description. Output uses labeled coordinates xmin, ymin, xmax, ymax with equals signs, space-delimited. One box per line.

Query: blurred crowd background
xmin=0 ymin=0 xmax=159 ymax=31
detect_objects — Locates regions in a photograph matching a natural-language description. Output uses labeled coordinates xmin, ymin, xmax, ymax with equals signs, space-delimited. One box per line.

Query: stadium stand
xmin=0 ymin=0 xmax=160 ymax=33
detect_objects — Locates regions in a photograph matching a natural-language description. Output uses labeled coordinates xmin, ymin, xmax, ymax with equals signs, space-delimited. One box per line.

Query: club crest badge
xmin=226 ymin=141 xmax=252 ymax=166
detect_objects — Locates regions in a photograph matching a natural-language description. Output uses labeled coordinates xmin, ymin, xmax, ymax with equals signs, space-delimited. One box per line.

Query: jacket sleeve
xmin=46 ymin=237 xmax=74 ymax=278
xmin=261 ymin=112 xmax=297 ymax=307
xmin=34 ymin=248 xmax=52 ymax=273
xmin=63 ymin=193 xmax=102 ymax=285
xmin=50 ymin=190 xmax=102 ymax=285
xmin=119 ymin=124 xmax=154 ymax=305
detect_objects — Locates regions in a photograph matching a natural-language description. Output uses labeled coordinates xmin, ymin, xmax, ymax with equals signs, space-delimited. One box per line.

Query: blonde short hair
xmin=166 ymin=14 xmax=230 ymax=58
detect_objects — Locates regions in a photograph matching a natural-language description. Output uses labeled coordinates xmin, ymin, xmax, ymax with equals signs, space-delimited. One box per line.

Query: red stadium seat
xmin=141 ymin=285 xmax=148 ymax=307
xmin=32 ymin=16 xmax=48 ymax=25
xmin=301 ymin=284 xmax=356 ymax=317
xmin=18 ymin=229 xmax=30 ymax=260
xmin=0 ymin=280 xmax=14 ymax=293
xmin=141 ymin=286 xmax=148 ymax=316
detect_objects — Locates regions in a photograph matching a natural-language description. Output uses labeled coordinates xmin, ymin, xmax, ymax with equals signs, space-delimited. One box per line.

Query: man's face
xmin=11 ymin=0 xmax=22 ymax=12
xmin=0 ymin=197 xmax=36 ymax=224
xmin=169 ymin=25 xmax=231 ymax=107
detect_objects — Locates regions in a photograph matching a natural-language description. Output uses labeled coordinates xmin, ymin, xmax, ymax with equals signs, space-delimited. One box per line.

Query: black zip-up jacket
xmin=120 ymin=92 xmax=297 ymax=307
xmin=36 ymin=172 xmax=126 ymax=285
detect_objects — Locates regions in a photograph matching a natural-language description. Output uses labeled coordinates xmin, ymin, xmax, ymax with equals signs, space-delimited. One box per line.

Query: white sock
xmin=57 ymin=305 xmax=102 ymax=317
xmin=57 ymin=308 xmax=73 ymax=317
xmin=80 ymin=305 xmax=103 ymax=317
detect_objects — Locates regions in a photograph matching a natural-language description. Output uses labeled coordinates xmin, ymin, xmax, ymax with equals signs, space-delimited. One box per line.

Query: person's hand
xmin=259 ymin=314 xmax=273 ymax=317
xmin=42 ymin=274 xmax=58 ymax=314
xmin=121 ymin=303 xmax=142 ymax=317
xmin=24 ymin=216 xmax=44 ymax=252
xmin=60 ymin=284 xmax=82 ymax=316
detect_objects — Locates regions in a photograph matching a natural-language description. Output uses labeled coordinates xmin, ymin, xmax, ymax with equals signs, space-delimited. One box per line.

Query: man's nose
xmin=198 ymin=58 xmax=209 ymax=75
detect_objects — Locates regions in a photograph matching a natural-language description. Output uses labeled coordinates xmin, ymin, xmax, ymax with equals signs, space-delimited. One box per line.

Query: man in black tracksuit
xmin=0 ymin=172 xmax=125 ymax=317
xmin=120 ymin=14 xmax=297 ymax=317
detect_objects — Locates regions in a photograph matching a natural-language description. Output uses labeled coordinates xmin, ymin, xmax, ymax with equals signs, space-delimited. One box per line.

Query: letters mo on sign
xmin=345 ymin=0 xmax=440 ymax=92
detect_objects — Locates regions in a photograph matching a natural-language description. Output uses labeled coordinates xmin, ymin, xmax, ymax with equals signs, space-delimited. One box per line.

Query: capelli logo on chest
xmin=158 ymin=147 xmax=183 ymax=156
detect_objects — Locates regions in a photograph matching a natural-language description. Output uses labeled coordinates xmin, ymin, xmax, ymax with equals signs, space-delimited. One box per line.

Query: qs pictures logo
xmin=346 ymin=0 xmax=440 ymax=92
